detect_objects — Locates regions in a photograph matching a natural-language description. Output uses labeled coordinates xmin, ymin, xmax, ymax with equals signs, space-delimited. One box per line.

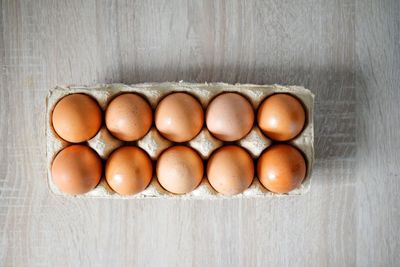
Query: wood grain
xmin=355 ymin=0 xmax=400 ymax=266
xmin=0 ymin=0 xmax=398 ymax=266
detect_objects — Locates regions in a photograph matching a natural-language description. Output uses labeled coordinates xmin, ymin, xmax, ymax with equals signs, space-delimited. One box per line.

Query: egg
xmin=155 ymin=92 xmax=204 ymax=142
xmin=257 ymin=144 xmax=306 ymax=193
xmin=207 ymin=145 xmax=254 ymax=195
xmin=206 ymin=93 xmax=254 ymax=141
xmin=105 ymin=93 xmax=152 ymax=141
xmin=105 ymin=146 xmax=153 ymax=195
xmin=52 ymin=94 xmax=102 ymax=143
xmin=257 ymin=93 xmax=305 ymax=141
xmin=51 ymin=145 xmax=102 ymax=195
xmin=156 ymin=146 xmax=203 ymax=194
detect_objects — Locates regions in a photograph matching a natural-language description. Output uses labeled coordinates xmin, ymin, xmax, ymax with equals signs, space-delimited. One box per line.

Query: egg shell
xmin=207 ymin=145 xmax=254 ymax=196
xmin=51 ymin=93 xmax=102 ymax=143
xmin=156 ymin=146 xmax=204 ymax=194
xmin=51 ymin=145 xmax=102 ymax=195
xmin=155 ymin=92 xmax=204 ymax=142
xmin=46 ymin=83 xmax=314 ymax=198
xmin=206 ymin=92 xmax=254 ymax=142
xmin=105 ymin=146 xmax=153 ymax=195
xmin=257 ymin=144 xmax=307 ymax=193
xmin=257 ymin=93 xmax=306 ymax=141
xmin=105 ymin=93 xmax=153 ymax=141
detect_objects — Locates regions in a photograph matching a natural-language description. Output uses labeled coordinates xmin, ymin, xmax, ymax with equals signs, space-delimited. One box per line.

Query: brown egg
xmin=155 ymin=92 xmax=204 ymax=142
xmin=105 ymin=93 xmax=153 ymax=141
xmin=206 ymin=93 xmax=254 ymax=141
xmin=257 ymin=93 xmax=305 ymax=141
xmin=257 ymin=144 xmax=306 ymax=193
xmin=105 ymin=146 xmax=152 ymax=195
xmin=51 ymin=145 xmax=102 ymax=195
xmin=207 ymin=146 xmax=254 ymax=195
xmin=156 ymin=146 xmax=203 ymax=194
xmin=52 ymin=94 xmax=102 ymax=143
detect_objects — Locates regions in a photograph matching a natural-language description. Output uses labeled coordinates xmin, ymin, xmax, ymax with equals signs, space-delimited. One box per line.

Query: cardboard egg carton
xmin=46 ymin=82 xmax=314 ymax=199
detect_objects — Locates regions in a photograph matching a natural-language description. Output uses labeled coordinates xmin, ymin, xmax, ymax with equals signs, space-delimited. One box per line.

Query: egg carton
xmin=46 ymin=82 xmax=314 ymax=199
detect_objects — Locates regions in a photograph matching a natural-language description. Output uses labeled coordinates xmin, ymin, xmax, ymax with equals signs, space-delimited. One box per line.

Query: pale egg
xmin=207 ymin=145 xmax=254 ymax=195
xmin=206 ymin=93 xmax=254 ymax=141
xmin=156 ymin=146 xmax=203 ymax=194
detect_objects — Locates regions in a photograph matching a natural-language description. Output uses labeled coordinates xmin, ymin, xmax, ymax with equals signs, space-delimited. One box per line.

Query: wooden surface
xmin=0 ymin=0 xmax=399 ymax=266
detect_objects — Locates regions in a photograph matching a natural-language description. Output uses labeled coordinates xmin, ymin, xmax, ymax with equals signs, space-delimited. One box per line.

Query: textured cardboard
xmin=46 ymin=82 xmax=314 ymax=198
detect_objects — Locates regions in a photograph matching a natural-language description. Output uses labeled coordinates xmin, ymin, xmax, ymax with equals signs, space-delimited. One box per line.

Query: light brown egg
xmin=105 ymin=146 xmax=153 ymax=195
xmin=52 ymin=94 xmax=102 ymax=143
xmin=206 ymin=93 xmax=254 ymax=141
xmin=257 ymin=93 xmax=306 ymax=141
xmin=257 ymin=144 xmax=306 ymax=193
xmin=51 ymin=145 xmax=102 ymax=195
xmin=207 ymin=146 xmax=254 ymax=196
xmin=156 ymin=146 xmax=203 ymax=194
xmin=105 ymin=93 xmax=153 ymax=141
xmin=155 ymin=92 xmax=204 ymax=142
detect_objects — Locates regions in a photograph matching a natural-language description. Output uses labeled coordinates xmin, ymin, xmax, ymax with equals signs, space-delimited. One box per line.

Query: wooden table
xmin=1 ymin=0 xmax=399 ymax=266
